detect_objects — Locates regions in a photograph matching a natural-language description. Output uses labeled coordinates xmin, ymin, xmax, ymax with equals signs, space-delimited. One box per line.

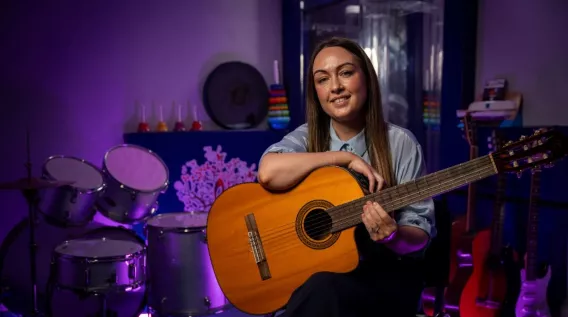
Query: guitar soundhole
xmin=304 ymin=209 xmax=332 ymax=241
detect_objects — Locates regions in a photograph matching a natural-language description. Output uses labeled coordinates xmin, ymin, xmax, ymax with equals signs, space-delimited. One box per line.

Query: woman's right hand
xmin=347 ymin=155 xmax=384 ymax=193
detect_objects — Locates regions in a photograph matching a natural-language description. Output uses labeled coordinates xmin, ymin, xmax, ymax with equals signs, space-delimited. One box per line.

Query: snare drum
xmin=96 ymin=144 xmax=169 ymax=224
xmin=38 ymin=156 xmax=106 ymax=226
xmin=145 ymin=212 xmax=231 ymax=316
xmin=49 ymin=226 xmax=147 ymax=317
xmin=52 ymin=235 xmax=145 ymax=293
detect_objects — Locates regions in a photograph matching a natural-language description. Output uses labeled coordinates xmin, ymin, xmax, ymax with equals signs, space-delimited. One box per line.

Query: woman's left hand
xmin=362 ymin=201 xmax=398 ymax=243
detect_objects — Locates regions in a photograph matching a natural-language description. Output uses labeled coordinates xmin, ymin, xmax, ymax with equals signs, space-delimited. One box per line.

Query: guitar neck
xmin=489 ymin=172 xmax=507 ymax=255
xmin=525 ymin=169 xmax=542 ymax=281
xmin=465 ymin=144 xmax=479 ymax=233
xmin=331 ymin=155 xmax=497 ymax=232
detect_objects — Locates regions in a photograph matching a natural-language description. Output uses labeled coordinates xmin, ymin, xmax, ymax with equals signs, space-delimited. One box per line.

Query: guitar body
xmin=443 ymin=218 xmax=475 ymax=316
xmin=515 ymin=267 xmax=551 ymax=317
xmin=206 ymin=166 xmax=364 ymax=315
xmin=459 ymin=228 xmax=518 ymax=317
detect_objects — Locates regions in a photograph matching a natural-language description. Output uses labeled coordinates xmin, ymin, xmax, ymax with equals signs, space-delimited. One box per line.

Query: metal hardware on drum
xmin=47 ymin=226 xmax=148 ymax=317
xmin=95 ymin=144 xmax=169 ymax=225
xmin=145 ymin=212 xmax=232 ymax=316
xmin=52 ymin=237 xmax=146 ymax=293
xmin=38 ymin=155 xmax=107 ymax=227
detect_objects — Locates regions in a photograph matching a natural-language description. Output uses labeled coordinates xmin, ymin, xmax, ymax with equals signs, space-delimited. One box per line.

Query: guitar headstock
xmin=492 ymin=128 xmax=568 ymax=176
xmin=462 ymin=113 xmax=478 ymax=147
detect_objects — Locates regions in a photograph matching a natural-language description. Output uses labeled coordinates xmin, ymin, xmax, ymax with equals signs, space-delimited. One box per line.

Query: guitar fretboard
xmin=330 ymin=155 xmax=497 ymax=232
xmin=526 ymin=169 xmax=541 ymax=281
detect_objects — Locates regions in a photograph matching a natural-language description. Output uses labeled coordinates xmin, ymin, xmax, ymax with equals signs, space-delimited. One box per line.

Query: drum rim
xmin=102 ymin=144 xmax=170 ymax=193
xmin=54 ymin=238 xmax=146 ymax=262
xmin=145 ymin=212 xmax=208 ymax=232
xmin=43 ymin=155 xmax=107 ymax=193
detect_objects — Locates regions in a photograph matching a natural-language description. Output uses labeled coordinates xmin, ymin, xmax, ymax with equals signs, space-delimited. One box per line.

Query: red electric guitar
xmin=459 ymin=130 xmax=521 ymax=317
xmin=422 ymin=113 xmax=479 ymax=316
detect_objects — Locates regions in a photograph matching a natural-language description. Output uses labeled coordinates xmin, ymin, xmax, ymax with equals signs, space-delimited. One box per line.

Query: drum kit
xmin=0 ymin=133 xmax=231 ymax=317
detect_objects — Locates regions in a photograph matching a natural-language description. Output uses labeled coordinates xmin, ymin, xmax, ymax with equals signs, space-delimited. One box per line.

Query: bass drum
xmin=0 ymin=215 xmax=146 ymax=317
xmin=0 ymin=215 xmax=102 ymax=316
xmin=49 ymin=226 xmax=147 ymax=317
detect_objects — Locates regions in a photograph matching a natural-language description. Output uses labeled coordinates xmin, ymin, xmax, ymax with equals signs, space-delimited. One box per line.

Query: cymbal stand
xmin=23 ymin=128 xmax=40 ymax=316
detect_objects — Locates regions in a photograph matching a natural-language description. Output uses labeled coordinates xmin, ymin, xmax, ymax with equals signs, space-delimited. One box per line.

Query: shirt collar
xmin=329 ymin=120 xmax=367 ymax=156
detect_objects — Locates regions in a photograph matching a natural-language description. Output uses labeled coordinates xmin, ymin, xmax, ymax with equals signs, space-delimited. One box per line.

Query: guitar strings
xmin=258 ymin=156 xmax=493 ymax=241
xmin=257 ymin=163 xmax=495 ymax=251
xmin=259 ymin=161 xmax=493 ymax=245
xmin=257 ymin=165 xmax=497 ymax=257
xmin=257 ymin=155 xmax=492 ymax=240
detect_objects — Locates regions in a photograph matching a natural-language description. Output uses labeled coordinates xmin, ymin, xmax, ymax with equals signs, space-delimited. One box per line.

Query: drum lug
xmin=128 ymin=262 xmax=136 ymax=280
xmin=201 ymin=232 xmax=207 ymax=244
xmin=84 ymin=268 xmax=91 ymax=287
xmin=204 ymin=296 xmax=211 ymax=307
xmin=159 ymin=230 xmax=164 ymax=239
xmin=130 ymin=191 xmax=137 ymax=201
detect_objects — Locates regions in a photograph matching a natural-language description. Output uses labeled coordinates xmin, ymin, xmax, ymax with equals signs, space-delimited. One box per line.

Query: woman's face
xmin=312 ymin=46 xmax=367 ymax=123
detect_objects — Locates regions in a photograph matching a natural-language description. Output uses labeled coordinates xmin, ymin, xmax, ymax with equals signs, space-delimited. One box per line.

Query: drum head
xmin=203 ymin=61 xmax=269 ymax=129
xmin=44 ymin=156 xmax=104 ymax=191
xmin=55 ymin=238 xmax=143 ymax=258
xmin=146 ymin=212 xmax=208 ymax=229
xmin=104 ymin=145 xmax=168 ymax=192
xmin=0 ymin=217 xmax=103 ymax=316
xmin=50 ymin=227 xmax=147 ymax=317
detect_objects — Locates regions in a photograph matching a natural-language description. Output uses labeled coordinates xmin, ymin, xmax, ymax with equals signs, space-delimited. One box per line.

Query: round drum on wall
xmin=203 ymin=61 xmax=269 ymax=130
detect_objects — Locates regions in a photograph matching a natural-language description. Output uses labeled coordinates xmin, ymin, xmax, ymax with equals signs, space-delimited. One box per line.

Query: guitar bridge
xmin=245 ymin=213 xmax=272 ymax=280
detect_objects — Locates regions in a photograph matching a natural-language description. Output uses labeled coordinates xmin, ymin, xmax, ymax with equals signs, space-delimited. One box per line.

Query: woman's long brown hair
xmin=306 ymin=37 xmax=396 ymax=188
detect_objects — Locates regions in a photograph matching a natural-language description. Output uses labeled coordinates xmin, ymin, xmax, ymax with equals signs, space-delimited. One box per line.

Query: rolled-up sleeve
xmin=262 ymin=123 xmax=308 ymax=157
xmin=393 ymin=134 xmax=436 ymax=240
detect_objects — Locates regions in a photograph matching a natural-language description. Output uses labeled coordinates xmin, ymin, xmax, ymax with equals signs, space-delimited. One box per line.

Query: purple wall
xmin=476 ymin=0 xmax=568 ymax=126
xmin=0 ymin=0 xmax=281 ymax=242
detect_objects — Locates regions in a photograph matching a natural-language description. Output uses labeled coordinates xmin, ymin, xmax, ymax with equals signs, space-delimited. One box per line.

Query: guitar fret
xmin=330 ymin=155 xmax=497 ymax=233
xmin=525 ymin=169 xmax=541 ymax=281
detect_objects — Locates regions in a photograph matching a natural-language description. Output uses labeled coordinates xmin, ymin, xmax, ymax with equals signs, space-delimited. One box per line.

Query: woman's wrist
xmin=330 ymin=151 xmax=356 ymax=167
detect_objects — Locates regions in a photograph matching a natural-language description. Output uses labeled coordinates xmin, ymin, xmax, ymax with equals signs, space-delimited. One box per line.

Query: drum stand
xmin=23 ymin=129 xmax=40 ymax=317
xmin=93 ymin=292 xmax=117 ymax=317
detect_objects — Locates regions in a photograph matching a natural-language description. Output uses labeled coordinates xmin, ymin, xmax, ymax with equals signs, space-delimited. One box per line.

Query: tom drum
xmin=38 ymin=156 xmax=106 ymax=226
xmin=96 ymin=144 xmax=169 ymax=224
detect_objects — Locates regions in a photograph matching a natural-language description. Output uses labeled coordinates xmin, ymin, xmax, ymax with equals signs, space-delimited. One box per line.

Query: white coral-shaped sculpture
xmin=174 ymin=145 xmax=258 ymax=212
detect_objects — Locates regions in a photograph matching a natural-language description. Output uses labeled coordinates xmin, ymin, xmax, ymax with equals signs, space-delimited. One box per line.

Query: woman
xmin=258 ymin=37 xmax=436 ymax=317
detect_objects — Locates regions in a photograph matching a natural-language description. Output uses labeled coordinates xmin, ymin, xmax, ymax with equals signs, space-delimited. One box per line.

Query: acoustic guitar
xmin=206 ymin=129 xmax=567 ymax=315
xmin=459 ymin=130 xmax=521 ymax=317
xmin=515 ymin=166 xmax=551 ymax=316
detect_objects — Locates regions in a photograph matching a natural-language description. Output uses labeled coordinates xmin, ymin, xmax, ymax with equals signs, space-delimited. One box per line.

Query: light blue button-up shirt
xmin=261 ymin=122 xmax=437 ymax=242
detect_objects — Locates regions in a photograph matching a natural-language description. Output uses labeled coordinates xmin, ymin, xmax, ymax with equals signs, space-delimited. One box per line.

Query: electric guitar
xmin=459 ymin=130 xmax=522 ymax=317
xmin=515 ymin=165 xmax=551 ymax=316
xmin=560 ymin=236 xmax=568 ymax=317
xmin=436 ymin=113 xmax=479 ymax=317
xmin=206 ymin=129 xmax=568 ymax=315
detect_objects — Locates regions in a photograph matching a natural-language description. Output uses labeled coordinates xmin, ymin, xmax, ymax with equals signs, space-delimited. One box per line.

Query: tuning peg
xmin=505 ymin=141 xmax=513 ymax=146
xmin=519 ymin=135 xmax=527 ymax=140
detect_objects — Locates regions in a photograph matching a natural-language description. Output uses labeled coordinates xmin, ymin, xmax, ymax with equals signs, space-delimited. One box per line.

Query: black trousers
xmin=281 ymin=227 xmax=424 ymax=317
